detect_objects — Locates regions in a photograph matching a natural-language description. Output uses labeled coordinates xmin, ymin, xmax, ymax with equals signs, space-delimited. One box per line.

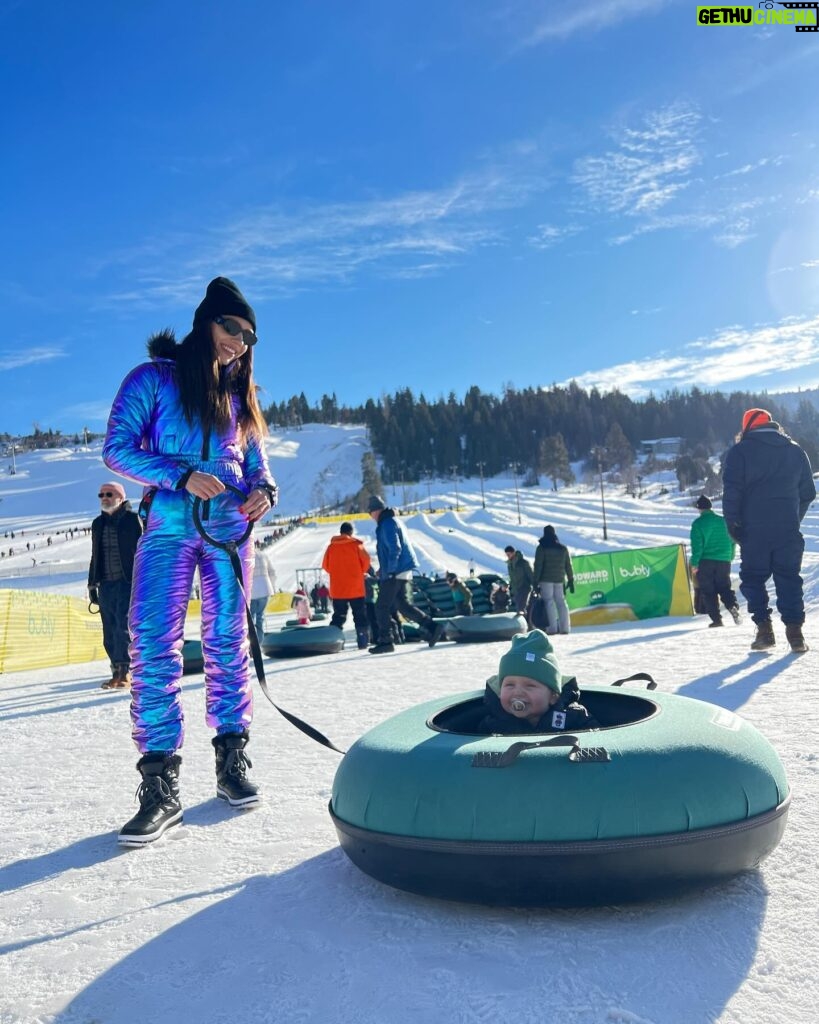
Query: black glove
xmin=568 ymin=580 xmax=575 ymax=593
xmin=88 ymin=585 xmax=99 ymax=605
xmin=727 ymin=523 xmax=742 ymax=543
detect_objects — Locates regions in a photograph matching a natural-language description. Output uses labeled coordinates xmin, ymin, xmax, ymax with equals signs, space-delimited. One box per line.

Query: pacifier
xmin=510 ymin=698 xmax=527 ymax=712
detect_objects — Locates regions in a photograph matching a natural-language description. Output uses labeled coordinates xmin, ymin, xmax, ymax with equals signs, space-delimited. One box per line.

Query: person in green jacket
xmin=690 ymin=495 xmax=741 ymax=628
xmin=503 ymin=545 xmax=534 ymax=614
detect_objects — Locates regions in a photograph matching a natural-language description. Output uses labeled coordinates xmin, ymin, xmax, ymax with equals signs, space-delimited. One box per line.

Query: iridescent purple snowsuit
xmin=103 ymin=353 xmax=277 ymax=755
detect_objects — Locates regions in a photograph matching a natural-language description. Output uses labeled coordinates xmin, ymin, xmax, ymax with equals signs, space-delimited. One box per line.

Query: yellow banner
xmin=0 ymin=589 xmax=106 ymax=673
xmin=0 ymin=589 xmax=298 ymax=674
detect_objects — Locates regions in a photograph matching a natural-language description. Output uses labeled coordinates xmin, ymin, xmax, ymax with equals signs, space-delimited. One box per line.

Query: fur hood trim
xmin=147 ymin=329 xmax=179 ymax=360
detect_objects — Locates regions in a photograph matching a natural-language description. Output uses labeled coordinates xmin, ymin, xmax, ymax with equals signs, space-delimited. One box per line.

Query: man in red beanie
xmin=722 ymin=409 xmax=815 ymax=652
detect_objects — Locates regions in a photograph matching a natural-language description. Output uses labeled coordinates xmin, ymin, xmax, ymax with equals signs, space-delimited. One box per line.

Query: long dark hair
xmin=541 ymin=524 xmax=559 ymax=546
xmin=175 ymin=323 xmax=267 ymax=440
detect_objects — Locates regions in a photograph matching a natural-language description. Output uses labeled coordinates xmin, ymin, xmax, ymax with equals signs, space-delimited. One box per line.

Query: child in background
xmin=446 ymin=571 xmax=473 ymax=615
xmin=491 ymin=581 xmax=511 ymax=612
xmin=292 ymin=586 xmax=311 ymax=625
xmin=480 ymin=629 xmax=598 ymax=734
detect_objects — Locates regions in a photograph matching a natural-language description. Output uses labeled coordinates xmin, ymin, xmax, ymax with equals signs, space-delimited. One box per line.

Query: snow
xmin=1 ymin=427 xmax=817 ymax=1024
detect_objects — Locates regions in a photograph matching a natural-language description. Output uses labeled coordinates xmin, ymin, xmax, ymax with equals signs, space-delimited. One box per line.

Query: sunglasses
xmin=213 ymin=316 xmax=257 ymax=347
xmin=98 ymin=491 xmax=117 ymax=498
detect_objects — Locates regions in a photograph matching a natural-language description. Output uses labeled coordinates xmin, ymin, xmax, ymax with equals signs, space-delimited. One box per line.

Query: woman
xmin=532 ymin=524 xmax=574 ymax=635
xmin=250 ymin=545 xmax=278 ymax=637
xmin=103 ymin=277 xmax=278 ymax=846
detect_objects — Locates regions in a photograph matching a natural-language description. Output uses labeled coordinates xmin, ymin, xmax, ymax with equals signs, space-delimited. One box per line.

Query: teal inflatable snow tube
xmin=330 ymin=685 xmax=790 ymax=906
xmin=263 ymin=624 xmax=344 ymax=658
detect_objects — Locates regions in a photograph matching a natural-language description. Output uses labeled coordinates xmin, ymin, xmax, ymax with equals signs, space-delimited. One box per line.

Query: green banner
xmin=567 ymin=544 xmax=693 ymax=625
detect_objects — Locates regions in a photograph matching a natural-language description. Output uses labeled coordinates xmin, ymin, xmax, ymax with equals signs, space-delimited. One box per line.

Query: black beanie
xmin=694 ymin=495 xmax=712 ymax=510
xmin=193 ymin=277 xmax=256 ymax=332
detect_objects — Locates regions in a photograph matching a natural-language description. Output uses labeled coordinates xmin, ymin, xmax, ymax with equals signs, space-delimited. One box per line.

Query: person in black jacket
xmin=722 ymin=408 xmax=816 ymax=653
xmin=88 ymin=482 xmax=143 ymax=688
xmin=479 ymin=629 xmax=598 ymax=734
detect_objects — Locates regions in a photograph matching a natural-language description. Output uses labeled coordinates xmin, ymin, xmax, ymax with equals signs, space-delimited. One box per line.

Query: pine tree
xmin=539 ymin=434 xmax=575 ymax=491
xmin=604 ymin=422 xmax=634 ymax=471
xmin=356 ymin=451 xmax=386 ymax=511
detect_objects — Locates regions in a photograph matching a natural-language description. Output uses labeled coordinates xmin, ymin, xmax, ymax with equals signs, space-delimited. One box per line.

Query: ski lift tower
xmin=295 ymin=567 xmax=324 ymax=593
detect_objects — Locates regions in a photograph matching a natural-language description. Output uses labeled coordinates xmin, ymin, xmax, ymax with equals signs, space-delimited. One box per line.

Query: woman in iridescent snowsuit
xmin=103 ymin=277 xmax=278 ymax=846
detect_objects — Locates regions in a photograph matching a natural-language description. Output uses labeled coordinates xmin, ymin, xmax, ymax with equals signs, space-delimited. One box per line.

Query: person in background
xmin=88 ymin=481 xmax=142 ymax=689
xmin=322 ymin=521 xmax=372 ymax=649
xmin=250 ymin=546 xmax=277 ymax=637
xmin=504 ymin=545 xmax=534 ymax=615
xmin=317 ymin=581 xmax=330 ymax=612
xmin=722 ymin=408 xmax=816 ymax=653
xmin=103 ymin=276 xmax=278 ymax=845
xmin=491 ymin=581 xmax=511 ymax=613
xmin=445 ymin=571 xmax=473 ymax=615
xmin=292 ymin=585 xmax=311 ymax=624
xmin=689 ymin=495 xmax=740 ymax=629
xmin=364 ymin=567 xmax=379 ymax=643
xmin=532 ymin=524 xmax=574 ymax=635
xmin=367 ymin=495 xmax=444 ymax=653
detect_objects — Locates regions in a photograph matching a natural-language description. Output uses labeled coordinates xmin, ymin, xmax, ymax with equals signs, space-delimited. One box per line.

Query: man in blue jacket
xmin=367 ymin=495 xmax=444 ymax=654
xmin=722 ymin=408 xmax=815 ymax=652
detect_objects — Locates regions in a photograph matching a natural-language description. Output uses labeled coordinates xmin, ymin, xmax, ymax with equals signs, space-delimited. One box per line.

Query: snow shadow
xmin=676 ymin=653 xmax=791 ymax=711
xmin=54 ymin=848 xmax=769 ymax=1024
xmin=0 ymin=831 xmax=122 ymax=908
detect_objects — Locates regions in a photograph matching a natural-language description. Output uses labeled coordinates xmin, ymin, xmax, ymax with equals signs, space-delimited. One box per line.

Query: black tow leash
xmin=192 ymin=489 xmax=346 ymax=756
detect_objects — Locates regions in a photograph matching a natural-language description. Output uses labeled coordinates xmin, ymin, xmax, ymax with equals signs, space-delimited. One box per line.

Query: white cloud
xmin=558 ymin=315 xmax=819 ymax=397
xmin=97 ymin=167 xmax=550 ymax=307
xmin=0 ymin=347 xmax=66 ymax=372
xmin=572 ymin=105 xmax=701 ymax=219
xmin=528 ymin=223 xmax=582 ymax=249
xmin=520 ymin=0 xmax=670 ymax=44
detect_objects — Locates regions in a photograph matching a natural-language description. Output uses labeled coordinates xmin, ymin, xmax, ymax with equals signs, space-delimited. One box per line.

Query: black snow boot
xmin=118 ymin=754 xmax=183 ymax=846
xmin=750 ymin=619 xmax=776 ymax=651
xmin=356 ymin=630 xmax=370 ymax=650
xmin=213 ymin=732 xmax=260 ymax=808
xmin=426 ymin=621 xmax=446 ymax=648
xmin=368 ymin=641 xmax=395 ymax=654
xmin=785 ymin=624 xmax=808 ymax=653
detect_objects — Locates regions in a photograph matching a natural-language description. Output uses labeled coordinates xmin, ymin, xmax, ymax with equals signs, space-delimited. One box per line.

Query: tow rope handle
xmin=192 ymin=491 xmax=346 ymax=756
xmin=610 ymin=672 xmax=657 ymax=690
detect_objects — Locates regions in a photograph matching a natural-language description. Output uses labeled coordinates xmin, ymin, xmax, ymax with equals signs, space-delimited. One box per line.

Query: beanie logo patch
xmin=551 ymin=711 xmax=567 ymax=730
xmin=525 ymin=652 xmax=536 ymax=661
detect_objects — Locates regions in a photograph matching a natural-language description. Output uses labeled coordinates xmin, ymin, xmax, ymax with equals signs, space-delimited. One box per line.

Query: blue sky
xmin=2 ymin=0 xmax=818 ymax=435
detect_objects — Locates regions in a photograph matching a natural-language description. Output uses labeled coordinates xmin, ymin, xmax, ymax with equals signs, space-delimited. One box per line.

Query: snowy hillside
xmin=1 ymin=423 xmax=818 ymax=1024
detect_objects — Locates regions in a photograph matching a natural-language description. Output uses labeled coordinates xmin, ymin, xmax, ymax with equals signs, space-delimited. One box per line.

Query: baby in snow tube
xmin=480 ymin=629 xmax=599 ymax=735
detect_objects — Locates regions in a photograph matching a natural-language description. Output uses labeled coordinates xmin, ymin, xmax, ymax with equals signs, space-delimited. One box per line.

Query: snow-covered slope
xmin=1 ymin=424 xmax=818 ymax=1024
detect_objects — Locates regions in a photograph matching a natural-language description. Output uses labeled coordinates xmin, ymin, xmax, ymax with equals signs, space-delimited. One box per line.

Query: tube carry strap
xmin=192 ymin=490 xmax=346 ymax=756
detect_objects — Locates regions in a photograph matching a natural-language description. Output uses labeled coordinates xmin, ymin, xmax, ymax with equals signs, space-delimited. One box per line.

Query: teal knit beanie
xmin=490 ymin=629 xmax=564 ymax=696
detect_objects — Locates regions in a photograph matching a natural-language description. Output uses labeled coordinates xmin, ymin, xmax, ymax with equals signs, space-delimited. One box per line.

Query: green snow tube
xmin=181 ymin=639 xmax=204 ymax=674
xmin=263 ymin=624 xmax=344 ymax=658
xmin=442 ymin=612 xmax=528 ymax=643
xmin=330 ymin=684 xmax=790 ymax=906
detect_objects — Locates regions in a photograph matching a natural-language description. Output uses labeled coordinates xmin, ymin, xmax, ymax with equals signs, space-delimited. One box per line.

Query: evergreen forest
xmin=263 ymin=384 xmax=819 ymax=489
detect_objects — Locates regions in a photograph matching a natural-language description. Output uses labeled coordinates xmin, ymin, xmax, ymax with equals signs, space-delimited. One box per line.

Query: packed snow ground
xmin=1 ymin=428 xmax=818 ymax=1024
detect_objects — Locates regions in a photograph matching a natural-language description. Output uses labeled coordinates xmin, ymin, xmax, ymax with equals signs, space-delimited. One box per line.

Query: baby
xmin=480 ymin=629 xmax=598 ymax=734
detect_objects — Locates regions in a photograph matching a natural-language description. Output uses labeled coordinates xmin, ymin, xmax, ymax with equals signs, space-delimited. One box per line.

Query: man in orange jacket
xmin=321 ymin=522 xmax=372 ymax=649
